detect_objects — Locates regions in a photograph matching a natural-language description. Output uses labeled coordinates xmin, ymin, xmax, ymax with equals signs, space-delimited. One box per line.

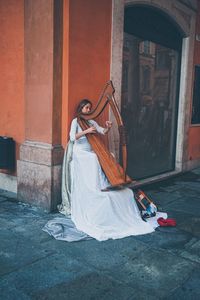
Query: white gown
xmin=69 ymin=118 xmax=157 ymax=241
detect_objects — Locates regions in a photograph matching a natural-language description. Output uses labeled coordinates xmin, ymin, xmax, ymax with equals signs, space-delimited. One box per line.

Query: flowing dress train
xmin=69 ymin=118 xmax=157 ymax=241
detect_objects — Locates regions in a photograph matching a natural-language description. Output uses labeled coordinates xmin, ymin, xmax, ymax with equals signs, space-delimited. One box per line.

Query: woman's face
xmin=81 ymin=103 xmax=92 ymax=114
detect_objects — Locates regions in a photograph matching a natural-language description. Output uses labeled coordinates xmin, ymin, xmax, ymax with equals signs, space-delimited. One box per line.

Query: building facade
xmin=0 ymin=0 xmax=200 ymax=211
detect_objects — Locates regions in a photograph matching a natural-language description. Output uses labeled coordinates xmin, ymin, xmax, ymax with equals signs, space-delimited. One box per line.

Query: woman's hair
xmin=76 ymin=98 xmax=92 ymax=115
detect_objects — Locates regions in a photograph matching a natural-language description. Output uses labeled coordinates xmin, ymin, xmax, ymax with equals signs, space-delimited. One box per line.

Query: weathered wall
xmin=188 ymin=0 xmax=200 ymax=161
xmin=62 ymin=0 xmax=112 ymax=145
xmin=0 ymin=0 xmax=24 ymax=174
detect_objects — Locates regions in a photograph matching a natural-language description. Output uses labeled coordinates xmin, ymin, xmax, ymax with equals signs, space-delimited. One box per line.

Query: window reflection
xmin=121 ymin=34 xmax=179 ymax=179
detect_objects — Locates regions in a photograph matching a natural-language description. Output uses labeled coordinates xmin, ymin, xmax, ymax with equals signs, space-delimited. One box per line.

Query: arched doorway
xmin=121 ymin=5 xmax=184 ymax=179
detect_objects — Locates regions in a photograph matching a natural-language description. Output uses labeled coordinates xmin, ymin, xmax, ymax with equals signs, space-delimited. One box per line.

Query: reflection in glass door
xmin=121 ymin=34 xmax=180 ymax=179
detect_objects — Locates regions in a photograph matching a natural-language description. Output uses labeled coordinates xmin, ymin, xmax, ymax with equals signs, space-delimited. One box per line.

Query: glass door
xmin=122 ymin=6 xmax=182 ymax=179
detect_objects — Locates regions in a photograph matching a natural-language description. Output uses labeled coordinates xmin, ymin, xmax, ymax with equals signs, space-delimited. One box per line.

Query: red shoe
xmin=166 ymin=218 xmax=177 ymax=226
xmin=157 ymin=217 xmax=176 ymax=227
xmin=157 ymin=218 xmax=168 ymax=226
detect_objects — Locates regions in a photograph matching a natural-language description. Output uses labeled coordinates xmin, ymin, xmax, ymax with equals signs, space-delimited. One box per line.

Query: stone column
xmin=17 ymin=0 xmax=64 ymax=211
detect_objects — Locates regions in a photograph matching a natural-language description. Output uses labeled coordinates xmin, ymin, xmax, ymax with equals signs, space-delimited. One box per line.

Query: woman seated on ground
xmin=56 ymin=98 xmax=163 ymax=242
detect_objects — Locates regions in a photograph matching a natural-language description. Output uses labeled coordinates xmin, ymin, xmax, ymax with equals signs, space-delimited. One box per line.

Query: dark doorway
xmin=121 ymin=5 xmax=183 ymax=179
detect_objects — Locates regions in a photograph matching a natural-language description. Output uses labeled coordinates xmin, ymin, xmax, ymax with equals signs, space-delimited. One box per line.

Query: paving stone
xmin=41 ymin=235 xmax=150 ymax=274
xmin=0 ymin=196 xmax=7 ymax=202
xmin=0 ymin=229 xmax=56 ymax=276
xmin=0 ymin=286 xmax=30 ymax=300
xmin=192 ymin=168 xmax=200 ymax=175
xmin=104 ymin=248 xmax=196 ymax=299
xmin=164 ymin=196 xmax=200 ymax=216
xmin=182 ymin=181 xmax=200 ymax=190
xmin=176 ymin=239 xmax=200 ymax=264
xmin=173 ymin=185 xmax=200 ymax=198
xmin=30 ymin=272 xmax=144 ymax=300
xmin=135 ymin=226 xmax=193 ymax=252
xmin=0 ymin=253 xmax=95 ymax=299
xmin=174 ymin=171 xmax=200 ymax=182
xmin=10 ymin=218 xmax=56 ymax=242
xmin=167 ymin=267 xmax=200 ymax=300
xmin=158 ymin=184 xmax=182 ymax=192
xmin=0 ymin=216 xmax=19 ymax=229
xmin=67 ymin=237 xmax=149 ymax=271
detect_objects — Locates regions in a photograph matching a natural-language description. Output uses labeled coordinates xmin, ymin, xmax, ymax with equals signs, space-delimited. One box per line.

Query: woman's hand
xmin=86 ymin=126 xmax=97 ymax=134
xmin=75 ymin=126 xmax=96 ymax=140
xmin=103 ymin=121 xmax=112 ymax=134
xmin=105 ymin=121 xmax=112 ymax=129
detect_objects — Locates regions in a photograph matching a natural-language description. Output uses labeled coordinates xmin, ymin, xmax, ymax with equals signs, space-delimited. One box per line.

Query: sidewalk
xmin=0 ymin=168 xmax=200 ymax=300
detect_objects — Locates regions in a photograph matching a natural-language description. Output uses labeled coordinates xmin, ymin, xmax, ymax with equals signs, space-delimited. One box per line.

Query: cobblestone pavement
xmin=0 ymin=168 xmax=200 ymax=299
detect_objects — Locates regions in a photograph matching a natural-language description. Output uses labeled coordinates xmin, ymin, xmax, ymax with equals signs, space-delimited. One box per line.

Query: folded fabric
xmin=157 ymin=217 xmax=176 ymax=227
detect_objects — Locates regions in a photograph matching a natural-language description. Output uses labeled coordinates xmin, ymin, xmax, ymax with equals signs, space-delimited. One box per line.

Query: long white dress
xmin=69 ymin=118 xmax=157 ymax=241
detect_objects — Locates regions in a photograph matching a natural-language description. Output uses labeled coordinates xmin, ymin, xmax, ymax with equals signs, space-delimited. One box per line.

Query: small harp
xmin=77 ymin=80 xmax=135 ymax=190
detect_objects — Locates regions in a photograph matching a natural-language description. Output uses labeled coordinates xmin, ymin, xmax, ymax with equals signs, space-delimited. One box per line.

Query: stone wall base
xmin=17 ymin=141 xmax=64 ymax=211
xmin=0 ymin=173 xmax=17 ymax=193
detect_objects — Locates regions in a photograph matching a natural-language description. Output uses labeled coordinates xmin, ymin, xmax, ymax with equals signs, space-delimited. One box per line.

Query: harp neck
xmin=78 ymin=80 xmax=127 ymax=179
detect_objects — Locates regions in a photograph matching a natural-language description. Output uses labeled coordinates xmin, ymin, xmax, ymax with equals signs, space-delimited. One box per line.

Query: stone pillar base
xmin=17 ymin=141 xmax=64 ymax=211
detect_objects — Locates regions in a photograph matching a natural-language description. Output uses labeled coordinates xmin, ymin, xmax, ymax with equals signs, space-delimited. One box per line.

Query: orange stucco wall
xmin=188 ymin=127 xmax=200 ymax=160
xmin=0 ymin=0 xmax=24 ymax=174
xmin=24 ymin=0 xmax=64 ymax=146
xmin=62 ymin=0 xmax=112 ymax=146
xmin=0 ymin=0 xmax=112 ymax=171
xmin=188 ymin=1 xmax=200 ymax=160
xmin=62 ymin=0 xmax=69 ymax=146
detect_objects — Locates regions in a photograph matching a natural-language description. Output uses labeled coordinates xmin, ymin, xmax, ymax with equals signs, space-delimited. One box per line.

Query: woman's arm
xmin=89 ymin=120 xmax=112 ymax=135
xmin=69 ymin=118 xmax=78 ymax=142
xmin=75 ymin=126 xmax=96 ymax=140
xmin=70 ymin=118 xmax=97 ymax=141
